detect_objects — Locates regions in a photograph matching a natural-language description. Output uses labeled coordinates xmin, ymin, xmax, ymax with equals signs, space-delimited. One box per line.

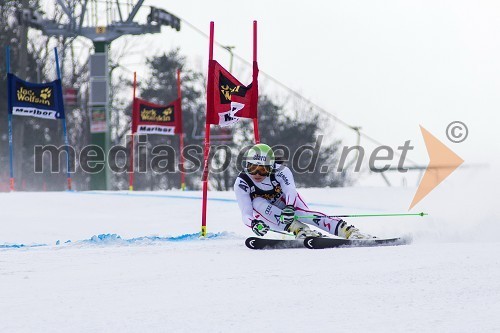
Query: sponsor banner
xmin=139 ymin=103 xmax=175 ymax=123
xmin=136 ymin=125 xmax=176 ymax=135
xmin=12 ymin=107 xmax=58 ymax=119
xmin=206 ymin=60 xmax=258 ymax=126
xmin=132 ymin=97 xmax=182 ymax=135
xmin=7 ymin=73 xmax=65 ymax=120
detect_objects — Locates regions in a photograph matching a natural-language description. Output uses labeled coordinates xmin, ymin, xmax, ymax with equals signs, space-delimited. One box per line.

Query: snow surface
xmin=1 ymin=171 xmax=500 ymax=332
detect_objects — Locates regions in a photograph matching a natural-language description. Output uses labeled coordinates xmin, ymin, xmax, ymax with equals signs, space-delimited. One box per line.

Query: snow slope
xmin=1 ymin=173 xmax=499 ymax=332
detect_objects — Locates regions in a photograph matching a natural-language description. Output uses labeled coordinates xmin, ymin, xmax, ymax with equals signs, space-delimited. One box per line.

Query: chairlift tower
xmin=20 ymin=0 xmax=181 ymax=189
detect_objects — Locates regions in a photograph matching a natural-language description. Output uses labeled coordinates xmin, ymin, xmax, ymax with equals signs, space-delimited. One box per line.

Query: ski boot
xmin=337 ymin=221 xmax=375 ymax=240
xmin=285 ymin=220 xmax=322 ymax=239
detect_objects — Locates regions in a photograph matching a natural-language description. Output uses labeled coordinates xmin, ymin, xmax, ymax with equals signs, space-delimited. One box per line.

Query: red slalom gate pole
xmin=177 ymin=69 xmax=186 ymax=191
xmin=252 ymin=20 xmax=260 ymax=144
xmin=129 ymin=72 xmax=137 ymax=191
xmin=179 ymin=133 xmax=186 ymax=190
xmin=201 ymin=22 xmax=215 ymax=237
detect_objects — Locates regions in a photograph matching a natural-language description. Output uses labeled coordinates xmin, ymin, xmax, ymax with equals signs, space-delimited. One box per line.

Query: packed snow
xmin=1 ymin=170 xmax=499 ymax=332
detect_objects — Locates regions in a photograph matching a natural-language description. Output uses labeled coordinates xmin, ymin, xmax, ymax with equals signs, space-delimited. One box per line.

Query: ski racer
xmin=234 ymin=143 xmax=372 ymax=239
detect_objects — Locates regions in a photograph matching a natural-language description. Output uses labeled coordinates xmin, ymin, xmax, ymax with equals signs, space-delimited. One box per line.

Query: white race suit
xmin=234 ymin=164 xmax=344 ymax=235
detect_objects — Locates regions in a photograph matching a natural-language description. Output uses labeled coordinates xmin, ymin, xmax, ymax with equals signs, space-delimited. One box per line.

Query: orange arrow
xmin=409 ymin=126 xmax=464 ymax=210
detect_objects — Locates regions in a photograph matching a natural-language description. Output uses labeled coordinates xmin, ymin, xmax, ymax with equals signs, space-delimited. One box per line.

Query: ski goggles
xmin=247 ymin=164 xmax=272 ymax=176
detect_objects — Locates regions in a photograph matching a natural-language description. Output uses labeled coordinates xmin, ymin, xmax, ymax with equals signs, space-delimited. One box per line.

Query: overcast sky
xmin=42 ymin=0 xmax=500 ymax=185
xmin=123 ymin=1 xmax=499 ymax=167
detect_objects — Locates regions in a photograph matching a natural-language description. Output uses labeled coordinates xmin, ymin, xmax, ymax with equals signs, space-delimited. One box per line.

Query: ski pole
xmin=298 ymin=212 xmax=428 ymax=219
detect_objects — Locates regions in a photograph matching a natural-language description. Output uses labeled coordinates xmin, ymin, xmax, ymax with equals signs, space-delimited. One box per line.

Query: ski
xmin=245 ymin=237 xmax=304 ymax=250
xmin=304 ymin=236 xmax=408 ymax=249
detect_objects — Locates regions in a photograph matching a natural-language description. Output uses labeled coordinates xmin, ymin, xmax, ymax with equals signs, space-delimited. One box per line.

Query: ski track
xmin=0 ymin=187 xmax=499 ymax=332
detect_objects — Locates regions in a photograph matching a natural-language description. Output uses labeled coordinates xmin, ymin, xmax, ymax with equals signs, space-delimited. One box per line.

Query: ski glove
xmin=281 ymin=205 xmax=296 ymax=225
xmin=251 ymin=219 xmax=270 ymax=236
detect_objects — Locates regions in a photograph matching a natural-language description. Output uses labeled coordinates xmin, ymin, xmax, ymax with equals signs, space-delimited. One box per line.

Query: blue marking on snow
xmin=0 ymin=232 xmax=237 ymax=250
xmin=79 ymin=232 xmax=236 ymax=245
xmin=75 ymin=190 xmax=346 ymax=208
xmin=0 ymin=243 xmax=47 ymax=249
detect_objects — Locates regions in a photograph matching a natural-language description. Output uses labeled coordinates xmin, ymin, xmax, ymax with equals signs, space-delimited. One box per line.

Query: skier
xmin=234 ymin=143 xmax=373 ymax=239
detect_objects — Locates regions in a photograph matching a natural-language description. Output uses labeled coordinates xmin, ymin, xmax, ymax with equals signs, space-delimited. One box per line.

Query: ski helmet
xmin=245 ymin=143 xmax=275 ymax=166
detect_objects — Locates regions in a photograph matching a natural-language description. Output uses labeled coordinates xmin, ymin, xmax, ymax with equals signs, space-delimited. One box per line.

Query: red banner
xmin=206 ymin=60 xmax=258 ymax=126
xmin=131 ymin=97 xmax=182 ymax=135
